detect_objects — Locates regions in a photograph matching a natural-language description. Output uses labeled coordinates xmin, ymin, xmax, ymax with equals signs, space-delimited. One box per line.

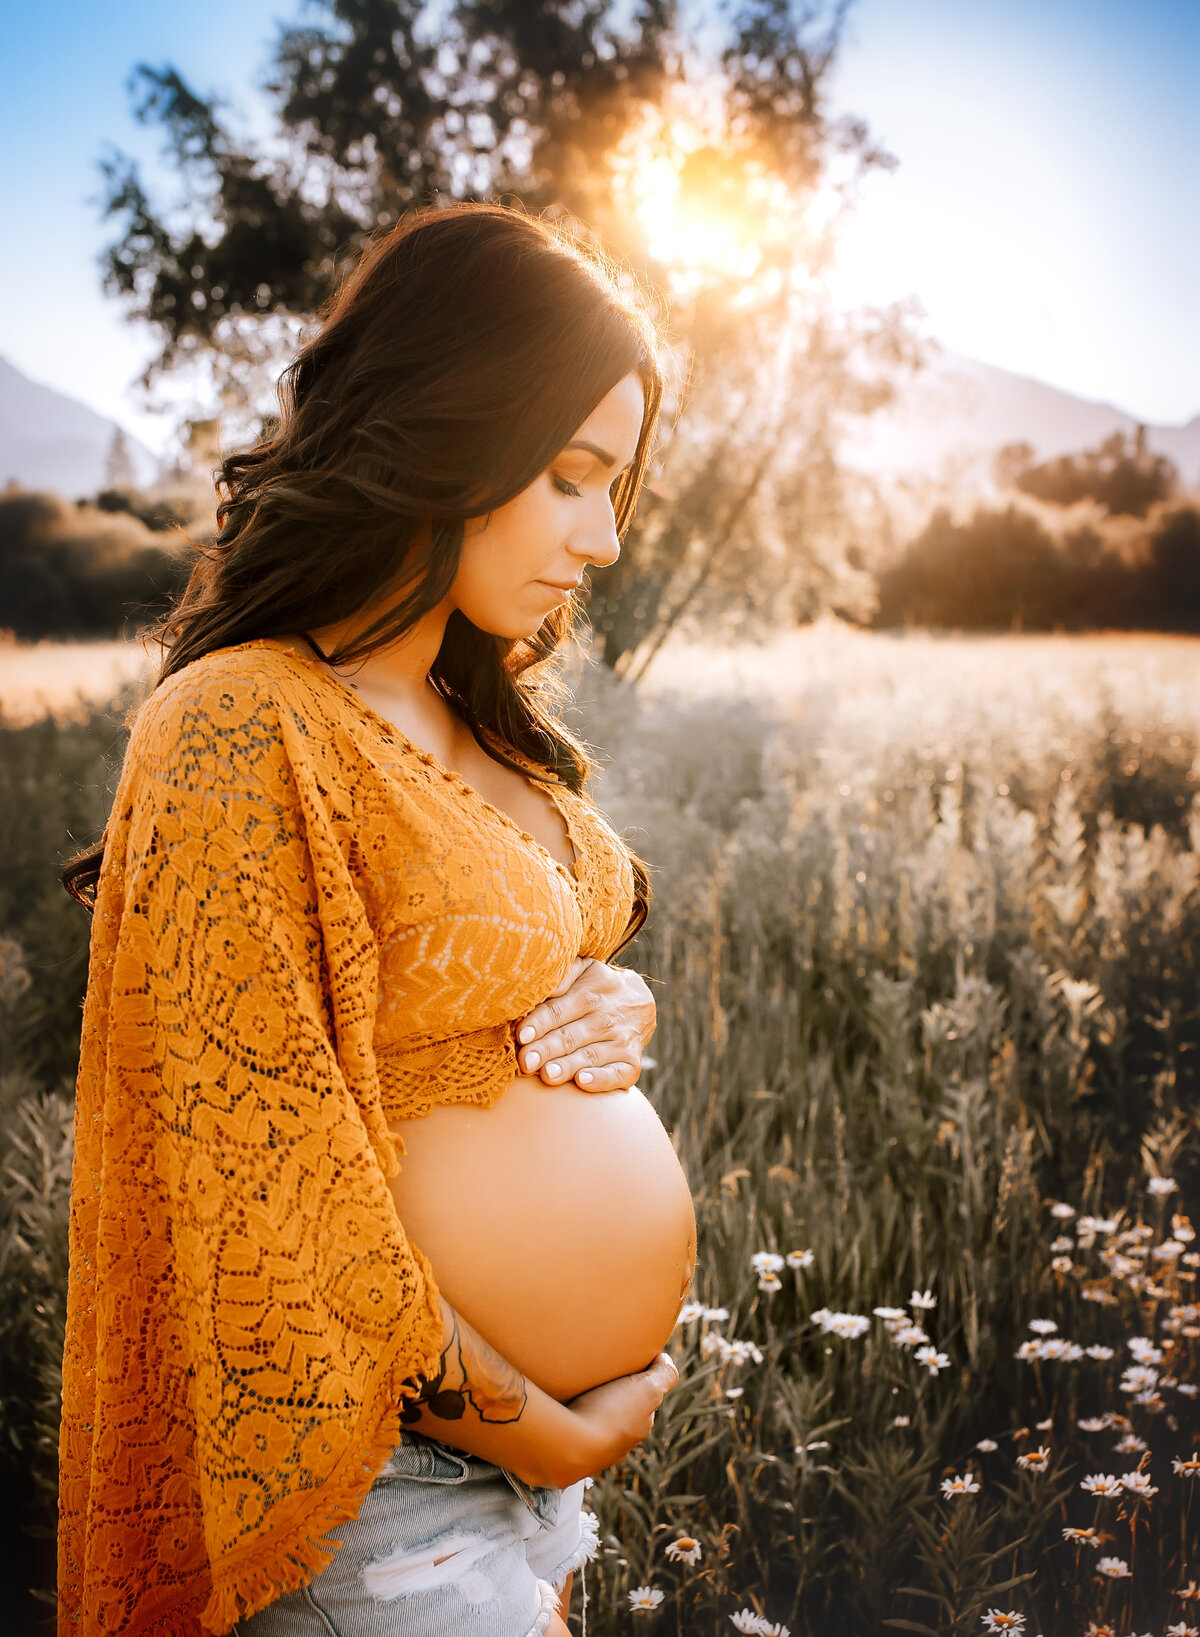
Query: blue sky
xmin=1 ymin=0 xmax=1196 ymax=457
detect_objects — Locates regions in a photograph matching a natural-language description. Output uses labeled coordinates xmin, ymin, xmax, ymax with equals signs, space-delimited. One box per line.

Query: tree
xmin=994 ymin=429 xmax=1178 ymax=519
xmin=99 ymin=0 xmax=924 ymax=669
xmin=102 ymin=426 xmax=136 ymax=492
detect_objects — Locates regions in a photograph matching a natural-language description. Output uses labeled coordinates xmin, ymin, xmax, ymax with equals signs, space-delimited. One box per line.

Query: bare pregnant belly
xmin=386 ymin=1075 xmax=697 ymax=1402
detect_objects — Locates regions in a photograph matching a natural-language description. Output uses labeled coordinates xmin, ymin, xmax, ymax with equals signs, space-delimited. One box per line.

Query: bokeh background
xmin=2 ymin=3 xmax=1198 ymax=1634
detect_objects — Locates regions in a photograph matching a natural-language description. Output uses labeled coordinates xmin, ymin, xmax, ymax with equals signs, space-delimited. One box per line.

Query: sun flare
xmin=610 ymin=101 xmax=800 ymax=301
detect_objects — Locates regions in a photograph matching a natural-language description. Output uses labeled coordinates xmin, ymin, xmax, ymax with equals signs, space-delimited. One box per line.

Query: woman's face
xmin=451 ymin=370 xmax=646 ymax=639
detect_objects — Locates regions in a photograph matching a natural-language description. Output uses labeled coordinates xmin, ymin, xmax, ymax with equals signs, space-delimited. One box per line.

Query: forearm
xmin=398 ymin=1296 xmax=590 ymax=1490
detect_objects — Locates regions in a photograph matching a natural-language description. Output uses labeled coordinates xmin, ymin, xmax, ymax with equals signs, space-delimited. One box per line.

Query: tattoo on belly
xmin=400 ymin=1303 xmax=528 ymax=1426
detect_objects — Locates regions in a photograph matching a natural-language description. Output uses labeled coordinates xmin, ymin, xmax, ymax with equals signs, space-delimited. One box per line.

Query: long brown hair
xmin=61 ymin=202 xmax=665 ymax=951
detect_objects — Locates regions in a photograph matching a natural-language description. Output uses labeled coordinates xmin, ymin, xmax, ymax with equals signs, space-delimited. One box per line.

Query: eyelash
xmin=552 ymin=474 xmax=625 ymax=500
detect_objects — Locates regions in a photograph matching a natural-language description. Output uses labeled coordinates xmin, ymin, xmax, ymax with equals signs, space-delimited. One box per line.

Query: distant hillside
xmin=839 ymin=346 xmax=1200 ymax=494
xmin=0 ymin=355 xmax=159 ymax=497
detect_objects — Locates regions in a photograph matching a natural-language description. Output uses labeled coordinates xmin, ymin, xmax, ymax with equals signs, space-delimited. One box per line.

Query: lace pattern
xmin=58 ymin=639 xmax=637 ymax=1635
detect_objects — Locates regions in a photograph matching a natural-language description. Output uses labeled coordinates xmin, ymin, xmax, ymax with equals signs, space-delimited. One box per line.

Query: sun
xmin=609 ymin=100 xmax=800 ymax=301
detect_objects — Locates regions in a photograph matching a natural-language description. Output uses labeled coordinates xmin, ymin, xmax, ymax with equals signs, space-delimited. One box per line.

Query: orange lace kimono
xmin=58 ymin=636 xmax=637 ymax=1635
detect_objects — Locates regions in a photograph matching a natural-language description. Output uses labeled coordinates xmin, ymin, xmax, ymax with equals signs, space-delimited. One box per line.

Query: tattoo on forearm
xmin=401 ymin=1304 xmax=528 ymax=1426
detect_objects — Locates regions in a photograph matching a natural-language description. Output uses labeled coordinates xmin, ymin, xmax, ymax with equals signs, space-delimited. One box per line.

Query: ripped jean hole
xmin=363 ymin=1527 xmax=517 ymax=1606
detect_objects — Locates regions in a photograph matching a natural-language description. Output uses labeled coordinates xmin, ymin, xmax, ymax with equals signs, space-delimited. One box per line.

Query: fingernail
xmin=524 ymin=1051 xmax=541 ymax=1070
xmin=545 ymin=1062 xmax=561 ymax=1079
xmin=518 ymin=1026 xmax=535 ymax=1044
xmin=577 ymin=1071 xmax=593 ymax=1085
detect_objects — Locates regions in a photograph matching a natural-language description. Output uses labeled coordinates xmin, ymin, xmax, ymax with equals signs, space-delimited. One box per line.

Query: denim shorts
xmin=230 ymin=1429 xmax=599 ymax=1637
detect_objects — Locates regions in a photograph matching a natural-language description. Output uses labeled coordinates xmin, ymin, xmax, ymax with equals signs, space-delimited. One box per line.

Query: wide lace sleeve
xmin=57 ymin=666 xmax=444 ymax=1637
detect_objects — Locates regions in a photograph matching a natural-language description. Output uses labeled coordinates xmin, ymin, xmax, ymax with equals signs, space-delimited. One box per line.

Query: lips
xmin=539 ymin=580 xmax=582 ymax=592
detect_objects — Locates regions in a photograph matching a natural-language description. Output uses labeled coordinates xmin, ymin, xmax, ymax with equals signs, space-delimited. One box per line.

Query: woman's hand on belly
xmin=514 ymin=956 xmax=656 ymax=1093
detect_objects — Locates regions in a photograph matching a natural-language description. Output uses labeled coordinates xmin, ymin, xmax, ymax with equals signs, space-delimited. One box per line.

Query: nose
xmin=568 ymin=496 xmax=621 ymax=570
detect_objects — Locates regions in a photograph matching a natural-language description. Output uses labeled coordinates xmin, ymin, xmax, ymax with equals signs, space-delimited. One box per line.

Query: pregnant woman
xmin=57 ymin=204 xmax=695 ymax=1637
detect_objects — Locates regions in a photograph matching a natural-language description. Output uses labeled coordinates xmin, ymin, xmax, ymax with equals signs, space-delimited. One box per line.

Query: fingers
xmin=523 ymin=1041 xmax=635 ymax=1093
xmin=518 ymin=1013 xmax=637 ymax=1080
xmin=514 ymin=970 xmax=596 ymax=1059
xmin=572 ymin=1059 xmax=638 ymax=1093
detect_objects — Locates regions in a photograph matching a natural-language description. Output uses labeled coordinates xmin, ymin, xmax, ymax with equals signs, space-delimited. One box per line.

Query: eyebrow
xmin=563 ymin=439 xmax=634 ymax=471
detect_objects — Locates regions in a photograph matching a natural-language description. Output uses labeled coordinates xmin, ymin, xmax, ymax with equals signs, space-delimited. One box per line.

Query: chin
xmin=466 ymin=610 xmax=557 ymax=642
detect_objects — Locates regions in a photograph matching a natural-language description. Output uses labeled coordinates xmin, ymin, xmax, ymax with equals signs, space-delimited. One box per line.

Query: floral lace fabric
xmin=58 ymin=637 xmax=636 ymax=1635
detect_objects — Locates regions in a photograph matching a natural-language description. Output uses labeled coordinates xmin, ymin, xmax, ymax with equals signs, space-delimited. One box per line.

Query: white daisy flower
xmin=1050 ymin=1237 xmax=1074 ymax=1253
xmin=676 ymin=1301 xmax=705 ymax=1325
xmin=980 ymin=1611 xmax=1026 ymax=1633
xmin=1016 ymin=1445 xmax=1050 ymax=1472
xmin=890 ymin=1415 xmax=911 ymax=1428
xmin=893 ymin=1325 xmax=930 ymax=1348
xmin=730 ymin=1611 xmax=769 ymax=1634
xmin=1120 ymin=1470 xmax=1159 ymax=1497
xmin=1078 ymin=1416 xmax=1112 ymax=1431
xmin=1049 ymin=1339 xmax=1084 ymax=1360
xmin=873 ymin=1306 xmax=907 ymax=1321
xmin=1062 ymin=1526 xmax=1101 ymax=1547
xmin=750 ymin=1251 xmax=785 ymax=1276
xmin=1114 ymin=1434 xmax=1148 ymax=1454
xmin=786 ymin=1249 xmax=815 ymax=1270
xmin=1096 ymin=1556 xmax=1132 ymax=1578
xmin=725 ymin=1387 xmax=745 ymax=1399
xmin=910 ymin=1288 xmax=938 ymax=1310
xmin=1119 ymin=1365 xmax=1159 ymax=1394
xmin=1177 ymin=1383 xmax=1200 ymax=1398
xmin=756 ymin=1272 xmax=783 ymax=1294
xmin=916 ymin=1346 xmax=950 ymax=1375
xmin=1173 ymin=1453 xmax=1200 ymax=1476
xmin=628 ymin=1584 xmax=665 ymax=1610
xmin=664 ymin=1535 xmax=702 ymax=1565
xmin=976 ymin=1438 xmax=998 ymax=1451
xmin=1148 ymin=1176 xmax=1178 ymax=1196
xmin=702 ymin=1334 xmax=763 ymax=1366
xmin=811 ymin=1309 xmax=870 ymax=1339
xmin=1128 ymin=1337 xmax=1163 ymax=1363
xmin=1166 ymin=1624 xmax=1200 ymax=1637
xmin=940 ymin=1472 xmax=981 ymax=1497
xmin=1080 ymin=1474 xmax=1123 ymax=1496
xmin=1050 ymin=1256 xmax=1074 ymax=1273
xmin=704 ymin=1307 xmax=730 ymax=1323
xmin=1028 ymin=1319 xmax=1058 ymax=1334
xmin=1154 ymin=1239 xmax=1186 ymax=1260
xmin=1085 ymin=1345 xmax=1115 ymax=1360
xmin=1078 ymin=1215 xmax=1119 ymax=1235
xmin=1049 ymin=1202 xmax=1076 ymax=1219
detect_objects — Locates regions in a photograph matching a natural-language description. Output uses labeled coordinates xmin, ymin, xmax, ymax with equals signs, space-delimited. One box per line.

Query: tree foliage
xmin=0 ymin=492 xmax=189 ymax=641
xmin=874 ymin=497 xmax=1200 ymax=633
xmin=100 ymin=0 xmax=923 ymax=668
xmin=993 ymin=427 xmax=1179 ymax=519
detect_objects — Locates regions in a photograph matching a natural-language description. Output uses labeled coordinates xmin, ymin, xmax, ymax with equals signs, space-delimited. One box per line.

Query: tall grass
xmin=2 ymin=632 xmax=1199 ymax=1634
xmin=566 ymin=631 xmax=1200 ymax=1635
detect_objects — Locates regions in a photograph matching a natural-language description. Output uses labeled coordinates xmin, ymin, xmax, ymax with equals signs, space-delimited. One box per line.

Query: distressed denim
xmin=231 ymin=1429 xmax=597 ymax=1637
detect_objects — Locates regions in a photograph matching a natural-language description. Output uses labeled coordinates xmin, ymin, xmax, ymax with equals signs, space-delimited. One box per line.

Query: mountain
xmin=838 ymin=345 xmax=1200 ymax=494
xmin=0 ymin=355 xmax=159 ymax=496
